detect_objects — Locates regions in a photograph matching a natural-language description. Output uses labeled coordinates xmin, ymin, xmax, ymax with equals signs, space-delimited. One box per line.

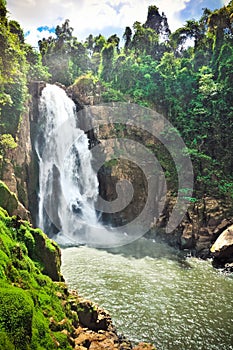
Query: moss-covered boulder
xmin=0 ymin=207 xmax=72 ymax=348
xmin=0 ymin=331 xmax=14 ymax=350
xmin=0 ymin=180 xmax=29 ymax=220
xmin=0 ymin=286 xmax=33 ymax=349
xmin=15 ymin=220 xmax=62 ymax=281
xmin=0 ymin=179 xmax=61 ymax=281
xmin=0 ymin=181 xmax=18 ymax=215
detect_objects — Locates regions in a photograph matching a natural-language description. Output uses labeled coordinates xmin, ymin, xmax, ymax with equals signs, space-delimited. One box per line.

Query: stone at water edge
xmin=210 ymin=224 xmax=233 ymax=267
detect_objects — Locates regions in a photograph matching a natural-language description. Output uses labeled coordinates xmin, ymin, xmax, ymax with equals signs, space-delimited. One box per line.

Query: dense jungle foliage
xmin=0 ymin=0 xmax=233 ymax=200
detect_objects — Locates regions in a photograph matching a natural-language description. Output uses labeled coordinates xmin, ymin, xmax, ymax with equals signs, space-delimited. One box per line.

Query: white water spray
xmin=36 ymin=84 xmax=150 ymax=248
xmin=37 ymin=84 xmax=100 ymax=245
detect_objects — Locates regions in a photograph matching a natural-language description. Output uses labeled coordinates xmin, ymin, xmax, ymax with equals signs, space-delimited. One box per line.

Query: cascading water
xmin=36 ymin=84 xmax=154 ymax=248
xmin=36 ymin=84 xmax=100 ymax=245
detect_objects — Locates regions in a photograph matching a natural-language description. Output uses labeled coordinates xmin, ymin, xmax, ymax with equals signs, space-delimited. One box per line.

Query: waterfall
xmin=36 ymin=84 xmax=100 ymax=245
xmin=36 ymin=84 xmax=145 ymax=248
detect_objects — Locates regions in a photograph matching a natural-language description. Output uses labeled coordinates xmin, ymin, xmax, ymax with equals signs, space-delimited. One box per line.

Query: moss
xmin=31 ymin=310 xmax=55 ymax=349
xmin=0 ymin=207 xmax=8 ymax=218
xmin=0 ymin=207 xmax=75 ymax=349
xmin=0 ymin=181 xmax=18 ymax=215
xmin=0 ymin=222 xmax=15 ymax=255
xmin=0 ymin=207 xmax=120 ymax=349
xmin=1 ymin=214 xmax=62 ymax=281
xmin=17 ymin=224 xmax=35 ymax=255
xmin=0 ymin=331 xmax=14 ymax=350
xmin=28 ymin=227 xmax=62 ymax=281
xmin=53 ymin=332 xmax=73 ymax=349
xmin=0 ymin=286 xmax=34 ymax=349
xmin=0 ymin=250 xmax=9 ymax=279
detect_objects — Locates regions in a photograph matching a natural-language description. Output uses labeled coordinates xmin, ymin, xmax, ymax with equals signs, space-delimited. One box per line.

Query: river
xmin=61 ymin=238 xmax=233 ymax=350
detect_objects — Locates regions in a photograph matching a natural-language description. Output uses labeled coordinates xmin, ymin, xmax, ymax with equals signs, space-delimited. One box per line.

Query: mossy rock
xmin=29 ymin=227 xmax=62 ymax=281
xmin=0 ymin=331 xmax=14 ymax=350
xmin=0 ymin=286 xmax=34 ymax=349
xmin=0 ymin=181 xmax=18 ymax=216
xmin=74 ymin=74 xmax=95 ymax=90
xmin=0 ymin=208 xmax=73 ymax=349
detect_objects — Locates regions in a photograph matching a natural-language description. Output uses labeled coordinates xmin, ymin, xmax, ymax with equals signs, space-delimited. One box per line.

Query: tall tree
xmin=0 ymin=0 xmax=28 ymax=135
xmin=38 ymin=19 xmax=90 ymax=85
xmin=144 ymin=5 xmax=170 ymax=41
xmin=123 ymin=26 xmax=132 ymax=52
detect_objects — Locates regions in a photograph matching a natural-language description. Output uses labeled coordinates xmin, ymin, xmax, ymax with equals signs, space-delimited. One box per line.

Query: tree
xmin=207 ymin=4 xmax=233 ymax=71
xmin=25 ymin=44 xmax=50 ymax=81
xmin=85 ymin=34 xmax=94 ymax=55
xmin=99 ymin=43 xmax=115 ymax=82
xmin=0 ymin=0 xmax=7 ymax=22
xmin=93 ymin=34 xmax=106 ymax=53
xmin=123 ymin=26 xmax=132 ymax=52
xmin=107 ymin=34 xmax=120 ymax=54
xmin=38 ymin=19 xmax=90 ymax=84
xmin=131 ymin=21 xmax=160 ymax=57
xmin=0 ymin=1 xmax=28 ymax=135
xmin=144 ymin=5 xmax=170 ymax=41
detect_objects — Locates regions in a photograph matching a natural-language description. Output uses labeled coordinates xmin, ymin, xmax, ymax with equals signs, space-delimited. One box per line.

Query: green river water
xmin=61 ymin=239 xmax=233 ymax=350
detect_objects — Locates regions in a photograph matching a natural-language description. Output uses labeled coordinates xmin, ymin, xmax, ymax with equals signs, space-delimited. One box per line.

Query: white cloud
xmin=25 ymin=29 xmax=56 ymax=48
xmin=6 ymin=0 xmax=220 ymax=47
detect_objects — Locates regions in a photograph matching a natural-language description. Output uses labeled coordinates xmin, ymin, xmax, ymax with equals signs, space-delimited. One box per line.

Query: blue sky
xmin=7 ymin=0 xmax=229 ymax=47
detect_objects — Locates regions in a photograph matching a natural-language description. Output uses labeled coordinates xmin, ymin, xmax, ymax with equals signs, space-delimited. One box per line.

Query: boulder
xmin=210 ymin=224 xmax=233 ymax=267
xmin=0 ymin=180 xmax=29 ymax=220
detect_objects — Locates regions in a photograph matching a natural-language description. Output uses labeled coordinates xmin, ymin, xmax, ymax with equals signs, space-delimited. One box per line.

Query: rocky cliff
xmin=0 ymin=104 xmax=32 ymax=221
xmin=0 ymin=81 xmax=47 ymax=224
xmin=2 ymin=79 xmax=232 ymax=262
xmin=67 ymin=80 xmax=233 ymax=262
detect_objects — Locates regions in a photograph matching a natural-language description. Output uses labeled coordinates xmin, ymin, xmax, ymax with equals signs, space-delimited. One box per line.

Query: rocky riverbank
xmin=0 ymin=182 xmax=155 ymax=349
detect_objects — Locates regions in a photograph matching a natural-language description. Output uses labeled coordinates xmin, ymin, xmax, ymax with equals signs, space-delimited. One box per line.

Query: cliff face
xmin=150 ymin=194 xmax=233 ymax=258
xmin=0 ymin=82 xmax=47 ymax=224
xmin=68 ymin=82 xmax=233 ymax=259
xmin=2 ymin=80 xmax=232 ymax=260
xmin=1 ymin=105 xmax=32 ymax=221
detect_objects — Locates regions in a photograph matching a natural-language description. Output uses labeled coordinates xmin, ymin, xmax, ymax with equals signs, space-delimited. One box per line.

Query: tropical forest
xmin=0 ymin=0 xmax=233 ymax=348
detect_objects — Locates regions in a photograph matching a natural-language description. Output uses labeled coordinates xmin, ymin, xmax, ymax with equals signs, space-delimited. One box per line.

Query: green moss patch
xmin=0 ymin=181 xmax=18 ymax=215
xmin=0 ymin=287 xmax=33 ymax=349
xmin=0 ymin=206 xmax=74 ymax=349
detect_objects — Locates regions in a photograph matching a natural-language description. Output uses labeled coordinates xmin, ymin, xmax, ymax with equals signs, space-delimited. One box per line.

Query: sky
xmin=7 ymin=0 xmax=230 ymax=47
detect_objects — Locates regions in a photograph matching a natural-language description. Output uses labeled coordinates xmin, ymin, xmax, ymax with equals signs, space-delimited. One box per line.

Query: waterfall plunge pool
xmin=38 ymin=85 xmax=233 ymax=349
xmin=61 ymin=238 xmax=233 ymax=350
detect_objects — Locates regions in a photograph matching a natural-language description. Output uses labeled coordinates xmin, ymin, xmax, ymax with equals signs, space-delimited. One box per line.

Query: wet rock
xmin=211 ymin=224 xmax=233 ymax=267
xmin=29 ymin=81 xmax=46 ymax=98
xmin=153 ymin=195 xmax=233 ymax=258
xmin=0 ymin=180 xmax=29 ymax=220
xmin=75 ymin=298 xmax=111 ymax=331
xmin=223 ymin=262 xmax=233 ymax=273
